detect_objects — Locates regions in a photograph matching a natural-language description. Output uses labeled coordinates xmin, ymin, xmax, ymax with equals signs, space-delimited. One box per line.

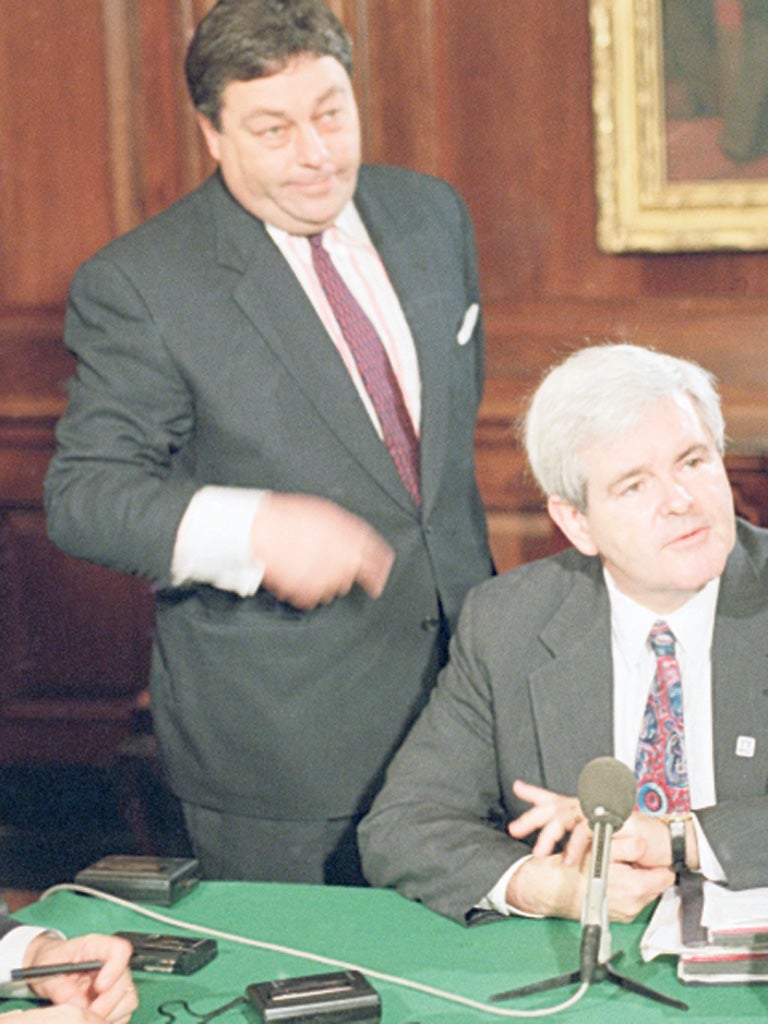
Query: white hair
xmin=522 ymin=343 xmax=725 ymax=510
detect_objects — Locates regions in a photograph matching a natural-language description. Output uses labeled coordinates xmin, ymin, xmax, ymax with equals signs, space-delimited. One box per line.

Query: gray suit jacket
xmin=359 ymin=518 xmax=768 ymax=923
xmin=45 ymin=166 xmax=493 ymax=820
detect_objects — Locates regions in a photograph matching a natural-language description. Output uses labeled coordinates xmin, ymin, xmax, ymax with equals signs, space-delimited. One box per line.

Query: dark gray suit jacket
xmin=359 ymin=519 xmax=768 ymax=923
xmin=45 ymin=166 xmax=493 ymax=820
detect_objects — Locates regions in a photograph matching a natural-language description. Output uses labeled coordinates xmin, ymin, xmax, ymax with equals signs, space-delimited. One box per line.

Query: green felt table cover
xmin=5 ymin=882 xmax=768 ymax=1023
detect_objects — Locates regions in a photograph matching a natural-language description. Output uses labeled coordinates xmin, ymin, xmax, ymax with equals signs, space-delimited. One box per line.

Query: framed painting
xmin=590 ymin=0 xmax=768 ymax=251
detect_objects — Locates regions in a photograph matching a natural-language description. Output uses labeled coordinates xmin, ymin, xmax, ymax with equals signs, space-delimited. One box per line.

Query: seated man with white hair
xmin=360 ymin=343 xmax=768 ymax=925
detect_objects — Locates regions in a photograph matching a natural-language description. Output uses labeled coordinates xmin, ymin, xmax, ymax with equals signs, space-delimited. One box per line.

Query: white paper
xmin=641 ymin=882 xmax=768 ymax=961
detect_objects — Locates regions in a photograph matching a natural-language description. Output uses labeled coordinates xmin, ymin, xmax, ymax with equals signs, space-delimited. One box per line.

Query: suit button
xmin=420 ymin=617 xmax=440 ymax=631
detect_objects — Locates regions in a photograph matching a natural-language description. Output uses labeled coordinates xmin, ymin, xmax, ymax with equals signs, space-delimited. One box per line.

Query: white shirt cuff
xmin=171 ymin=486 xmax=266 ymax=597
xmin=0 ymin=927 xmax=63 ymax=998
xmin=478 ymin=856 xmax=544 ymax=919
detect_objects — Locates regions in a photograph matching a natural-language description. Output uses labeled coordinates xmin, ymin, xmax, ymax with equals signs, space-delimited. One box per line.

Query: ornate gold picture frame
xmin=590 ymin=0 xmax=768 ymax=252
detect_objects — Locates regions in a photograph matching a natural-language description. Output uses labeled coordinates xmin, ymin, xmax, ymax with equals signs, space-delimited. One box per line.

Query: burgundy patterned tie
xmin=635 ymin=621 xmax=691 ymax=816
xmin=308 ymin=232 xmax=420 ymax=505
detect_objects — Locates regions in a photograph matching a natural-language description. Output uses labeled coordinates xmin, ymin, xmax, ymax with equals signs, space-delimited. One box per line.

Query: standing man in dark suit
xmin=360 ymin=343 xmax=768 ymax=924
xmin=44 ymin=0 xmax=493 ymax=884
xmin=0 ymin=916 xmax=136 ymax=1023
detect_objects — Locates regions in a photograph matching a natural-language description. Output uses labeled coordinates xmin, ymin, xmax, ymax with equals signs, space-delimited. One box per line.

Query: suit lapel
xmin=354 ymin=179 xmax=454 ymax=516
xmin=207 ymin=174 xmax=418 ymax=513
xmin=711 ymin=539 xmax=768 ymax=800
xmin=529 ymin=567 xmax=615 ymax=793
xmin=528 ymin=532 xmax=768 ymax=802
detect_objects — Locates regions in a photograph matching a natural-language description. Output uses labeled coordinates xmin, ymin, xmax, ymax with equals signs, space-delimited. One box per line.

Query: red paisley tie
xmin=308 ymin=232 xmax=420 ymax=506
xmin=635 ymin=621 xmax=691 ymax=816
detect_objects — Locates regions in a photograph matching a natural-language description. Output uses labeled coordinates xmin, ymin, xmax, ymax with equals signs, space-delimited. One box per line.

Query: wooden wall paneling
xmin=332 ymin=1 xmax=768 ymax=567
xmin=0 ymin=0 xmax=214 ymax=320
xmin=101 ymin=0 xmax=144 ymax=239
xmin=0 ymin=0 xmax=196 ymax=765
xmin=0 ymin=328 xmax=155 ymax=764
xmin=102 ymin=0 xmax=215 ymax=235
xmin=427 ymin=1 xmax=606 ymax=302
xmin=0 ymin=3 xmax=116 ymax=311
xmin=727 ymin=454 xmax=768 ymax=529
xmin=481 ymin=296 xmax=768 ymax=448
xmin=0 ymin=511 xmax=153 ymax=701
xmin=131 ymin=0 xmax=215 ymax=221
xmin=348 ymin=0 xmax=442 ymax=173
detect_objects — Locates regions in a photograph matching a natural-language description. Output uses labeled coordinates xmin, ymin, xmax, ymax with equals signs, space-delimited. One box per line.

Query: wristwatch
xmin=664 ymin=815 xmax=690 ymax=876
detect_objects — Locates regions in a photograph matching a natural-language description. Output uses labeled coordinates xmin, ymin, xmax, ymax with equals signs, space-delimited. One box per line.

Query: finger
xmin=91 ymin=952 xmax=133 ymax=992
xmin=606 ymin=864 xmax=674 ymax=921
xmin=511 ymin=779 xmax=554 ymax=804
xmin=356 ymin=533 xmax=395 ymax=598
xmin=91 ymin=982 xmax=138 ymax=1024
xmin=507 ymin=806 xmax=550 ymax=839
xmin=610 ymin=834 xmax=647 ymax=863
xmin=563 ymin=820 xmax=592 ymax=866
xmin=530 ymin=811 xmax=579 ymax=857
xmin=530 ymin=823 xmax=567 ymax=857
xmin=510 ymin=803 xmax=581 ymax=849
xmin=31 ymin=977 xmax=91 ymax=1008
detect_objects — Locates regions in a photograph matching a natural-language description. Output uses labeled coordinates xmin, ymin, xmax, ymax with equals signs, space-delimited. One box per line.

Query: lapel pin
xmin=735 ymin=735 xmax=756 ymax=758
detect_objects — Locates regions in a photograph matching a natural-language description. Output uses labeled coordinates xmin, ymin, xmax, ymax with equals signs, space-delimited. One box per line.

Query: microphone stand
xmin=490 ymin=950 xmax=688 ymax=1010
xmin=490 ymin=847 xmax=688 ymax=1012
xmin=491 ymin=757 xmax=689 ymax=1011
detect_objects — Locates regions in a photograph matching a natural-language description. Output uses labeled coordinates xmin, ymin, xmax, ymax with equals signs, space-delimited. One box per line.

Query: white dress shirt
xmin=485 ymin=568 xmax=725 ymax=917
xmin=171 ymin=202 xmax=420 ymax=596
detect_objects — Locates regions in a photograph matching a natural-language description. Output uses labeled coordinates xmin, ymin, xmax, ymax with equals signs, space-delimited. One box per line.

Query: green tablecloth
xmin=6 ymin=882 xmax=768 ymax=1022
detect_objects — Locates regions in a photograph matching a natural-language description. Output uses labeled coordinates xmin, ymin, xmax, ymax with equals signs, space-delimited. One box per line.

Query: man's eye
xmin=251 ymin=124 xmax=287 ymax=140
xmin=621 ymin=480 xmax=643 ymax=496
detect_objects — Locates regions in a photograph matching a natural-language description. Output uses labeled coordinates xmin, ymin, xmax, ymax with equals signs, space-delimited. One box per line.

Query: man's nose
xmin=663 ymin=477 xmax=693 ymax=513
xmin=295 ymin=123 xmax=329 ymax=164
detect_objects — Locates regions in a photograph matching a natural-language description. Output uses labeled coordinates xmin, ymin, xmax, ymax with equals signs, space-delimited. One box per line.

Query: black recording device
xmin=115 ymin=932 xmax=218 ymax=974
xmin=246 ymin=970 xmax=381 ymax=1023
xmin=75 ymin=854 xmax=202 ymax=905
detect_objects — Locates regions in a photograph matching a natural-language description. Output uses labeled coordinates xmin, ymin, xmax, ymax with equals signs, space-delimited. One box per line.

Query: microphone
xmin=577 ymin=756 xmax=637 ymax=984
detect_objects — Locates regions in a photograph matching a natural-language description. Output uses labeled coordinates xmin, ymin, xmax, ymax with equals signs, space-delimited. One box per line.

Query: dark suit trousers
xmin=181 ymin=801 xmax=366 ymax=885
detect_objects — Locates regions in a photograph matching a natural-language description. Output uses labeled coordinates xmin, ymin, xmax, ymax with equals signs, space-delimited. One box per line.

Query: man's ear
xmin=196 ymin=113 xmax=221 ymax=162
xmin=547 ymin=495 xmax=599 ymax=556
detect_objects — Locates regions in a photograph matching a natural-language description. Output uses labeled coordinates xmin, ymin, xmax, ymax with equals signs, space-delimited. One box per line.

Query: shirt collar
xmin=331 ymin=201 xmax=368 ymax=244
xmin=605 ymin=567 xmax=721 ymax=664
xmin=265 ymin=201 xmax=370 ymax=249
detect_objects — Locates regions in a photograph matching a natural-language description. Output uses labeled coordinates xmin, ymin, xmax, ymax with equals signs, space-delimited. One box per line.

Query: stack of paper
xmin=641 ymin=880 xmax=768 ymax=984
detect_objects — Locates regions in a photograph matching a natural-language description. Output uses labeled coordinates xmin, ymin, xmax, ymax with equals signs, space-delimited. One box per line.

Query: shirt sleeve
xmin=478 ymin=856 xmax=545 ymax=919
xmin=171 ymin=486 xmax=267 ymax=597
xmin=0 ymin=926 xmax=63 ymax=998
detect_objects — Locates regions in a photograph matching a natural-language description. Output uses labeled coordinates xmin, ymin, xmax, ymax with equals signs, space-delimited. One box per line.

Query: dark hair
xmin=185 ymin=0 xmax=354 ymax=128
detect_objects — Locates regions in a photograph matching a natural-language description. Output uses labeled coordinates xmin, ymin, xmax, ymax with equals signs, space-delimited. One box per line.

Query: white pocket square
xmin=456 ymin=303 xmax=479 ymax=346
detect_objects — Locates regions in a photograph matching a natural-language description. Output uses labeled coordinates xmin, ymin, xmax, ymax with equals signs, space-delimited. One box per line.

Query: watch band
xmin=668 ymin=816 xmax=687 ymax=876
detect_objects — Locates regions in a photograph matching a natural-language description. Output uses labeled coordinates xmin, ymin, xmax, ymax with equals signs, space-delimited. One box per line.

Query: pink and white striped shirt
xmin=266 ymin=202 xmax=421 ymax=436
